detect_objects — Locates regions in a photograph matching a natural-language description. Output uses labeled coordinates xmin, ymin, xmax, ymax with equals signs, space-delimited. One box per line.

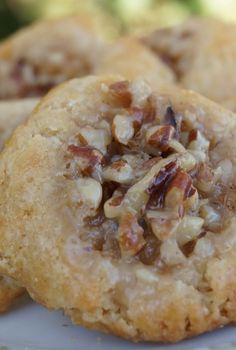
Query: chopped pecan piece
xmin=189 ymin=150 xmax=207 ymax=163
xmin=129 ymin=79 xmax=152 ymax=107
xmin=146 ymin=161 xmax=179 ymax=209
xmin=177 ymin=151 xmax=197 ymax=172
xmin=112 ymin=107 xmax=145 ymax=146
xmin=188 ymin=129 xmax=197 ymax=143
xmin=76 ymin=177 xmax=103 ymax=210
xmin=160 ymin=239 xmax=186 ymax=266
xmin=141 ymin=157 xmax=162 ymax=171
xmin=104 ymin=188 xmax=125 ymax=219
xmin=142 ymin=99 xmax=156 ymax=123
xmin=146 ymin=210 xmax=179 ymax=240
xmin=176 ymin=215 xmax=204 ymax=245
xmin=129 ymin=107 xmax=144 ymax=132
xmin=112 ymin=114 xmax=135 ymax=145
xmin=146 ymin=211 xmax=203 ymax=246
xmin=188 ymin=129 xmax=209 ymax=153
xmin=85 ymin=209 xmax=105 ymax=227
xmin=118 ymin=211 xmax=145 ymax=257
xmin=163 ymin=106 xmax=181 ymax=139
xmin=109 ymin=80 xmax=132 ymax=107
xmin=199 ymin=205 xmax=221 ymax=231
xmin=195 ymin=163 xmax=221 ymax=193
xmin=165 ymin=170 xmax=198 ymax=210
xmin=193 ymin=236 xmax=214 ymax=258
xmin=138 ymin=235 xmax=160 ymax=265
xmin=107 ymin=154 xmax=199 ymax=222
xmin=146 ymin=125 xmax=175 ymax=151
xmin=68 ymin=145 xmax=105 ymax=178
xmin=78 ymin=125 xmax=111 ymax=154
xmin=164 ymin=106 xmax=177 ymax=128
xmin=102 ymin=159 xmax=133 ymax=184
xmin=168 ymin=139 xmax=186 ymax=153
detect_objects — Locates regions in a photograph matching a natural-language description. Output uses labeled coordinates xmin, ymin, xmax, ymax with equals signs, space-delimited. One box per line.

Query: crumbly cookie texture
xmin=0 ymin=75 xmax=236 ymax=342
xmin=142 ymin=17 xmax=236 ymax=103
xmin=0 ymin=16 xmax=104 ymax=99
xmin=95 ymin=37 xmax=175 ymax=90
xmin=0 ymin=98 xmax=38 ymax=312
xmin=0 ymin=276 xmax=24 ymax=313
xmin=0 ymin=98 xmax=38 ymax=149
xmin=222 ymin=95 xmax=236 ymax=113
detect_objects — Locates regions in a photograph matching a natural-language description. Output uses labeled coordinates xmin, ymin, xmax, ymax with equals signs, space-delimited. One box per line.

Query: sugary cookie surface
xmin=0 ymin=76 xmax=236 ymax=342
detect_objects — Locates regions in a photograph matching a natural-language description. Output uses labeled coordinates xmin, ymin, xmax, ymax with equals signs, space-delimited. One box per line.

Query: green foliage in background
xmin=0 ymin=0 xmax=22 ymax=38
xmin=1 ymin=0 xmax=236 ymax=40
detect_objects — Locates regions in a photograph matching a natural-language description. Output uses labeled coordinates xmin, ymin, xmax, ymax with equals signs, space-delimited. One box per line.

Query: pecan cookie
xmin=222 ymin=95 xmax=236 ymax=113
xmin=0 ymin=16 xmax=104 ymax=99
xmin=0 ymin=75 xmax=236 ymax=342
xmin=143 ymin=17 xmax=236 ymax=104
xmin=0 ymin=276 xmax=24 ymax=313
xmin=0 ymin=98 xmax=38 ymax=149
xmin=0 ymin=98 xmax=38 ymax=312
xmin=95 ymin=37 xmax=175 ymax=90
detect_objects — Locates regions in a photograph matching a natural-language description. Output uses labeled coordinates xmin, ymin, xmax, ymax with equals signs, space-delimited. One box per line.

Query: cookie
xmin=142 ymin=17 xmax=236 ymax=103
xmin=95 ymin=37 xmax=175 ymax=90
xmin=0 ymin=98 xmax=38 ymax=312
xmin=0 ymin=276 xmax=24 ymax=313
xmin=0 ymin=75 xmax=236 ymax=342
xmin=0 ymin=98 xmax=38 ymax=149
xmin=222 ymin=95 xmax=236 ymax=113
xmin=0 ymin=16 xmax=104 ymax=99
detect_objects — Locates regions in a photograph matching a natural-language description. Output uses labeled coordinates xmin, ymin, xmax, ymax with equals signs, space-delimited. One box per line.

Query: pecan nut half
xmin=118 ymin=210 xmax=145 ymax=257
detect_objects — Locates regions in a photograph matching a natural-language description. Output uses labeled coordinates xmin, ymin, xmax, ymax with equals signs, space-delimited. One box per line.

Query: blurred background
xmin=1 ymin=0 xmax=236 ymax=40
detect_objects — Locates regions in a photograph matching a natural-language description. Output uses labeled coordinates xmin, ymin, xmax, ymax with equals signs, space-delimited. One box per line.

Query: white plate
xmin=0 ymin=297 xmax=236 ymax=350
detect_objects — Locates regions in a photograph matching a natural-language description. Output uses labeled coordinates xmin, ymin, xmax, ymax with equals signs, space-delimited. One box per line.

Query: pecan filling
xmin=65 ymin=81 xmax=233 ymax=267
